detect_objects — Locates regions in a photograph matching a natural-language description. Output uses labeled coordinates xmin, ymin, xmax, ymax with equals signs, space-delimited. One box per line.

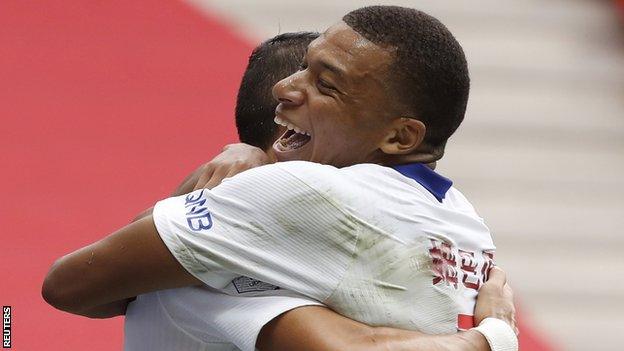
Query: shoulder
xmin=211 ymin=161 xmax=356 ymax=217
xmin=273 ymin=161 xmax=342 ymax=180
xmin=225 ymin=161 xmax=352 ymax=196
xmin=275 ymin=161 xmax=348 ymax=190
xmin=339 ymin=163 xmax=399 ymax=179
xmin=276 ymin=162 xmax=394 ymax=186
xmin=444 ymin=187 xmax=481 ymax=216
xmin=221 ymin=161 xmax=341 ymax=185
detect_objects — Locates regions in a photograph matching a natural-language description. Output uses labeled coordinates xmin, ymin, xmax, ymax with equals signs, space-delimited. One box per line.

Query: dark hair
xmin=235 ymin=32 xmax=319 ymax=150
xmin=343 ymin=6 xmax=470 ymax=148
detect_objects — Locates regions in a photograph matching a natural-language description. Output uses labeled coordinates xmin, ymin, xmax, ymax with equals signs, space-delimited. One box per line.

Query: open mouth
xmin=273 ymin=116 xmax=312 ymax=152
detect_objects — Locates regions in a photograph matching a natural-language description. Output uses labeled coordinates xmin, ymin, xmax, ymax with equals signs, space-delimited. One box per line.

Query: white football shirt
xmin=124 ymin=283 xmax=321 ymax=351
xmin=153 ymin=161 xmax=496 ymax=333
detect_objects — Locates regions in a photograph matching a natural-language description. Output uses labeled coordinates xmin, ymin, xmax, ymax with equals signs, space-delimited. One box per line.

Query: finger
xmin=485 ymin=266 xmax=507 ymax=286
xmin=204 ymin=166 xmax=230 ymax=190
xmin=174 ymin=171 xmax=201 ymax=195
xmin=223 ymin=163 xmax=249 ymax=180
xmin=193 ymin=165 xmax=215 ymax=191
xmin=178 ymin=170 xmax=196 ymax=188
xmin=511 ymin=315 xmax=520 ymax=336
xmin=503 ymin=283 xmax=514 ymax=298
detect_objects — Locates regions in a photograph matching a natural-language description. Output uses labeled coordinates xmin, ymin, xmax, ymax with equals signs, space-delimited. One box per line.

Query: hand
xmin=173 ymin=143 xmax=271 ymax=195
xmin=473 ymin=266 xmax=518 ymax=335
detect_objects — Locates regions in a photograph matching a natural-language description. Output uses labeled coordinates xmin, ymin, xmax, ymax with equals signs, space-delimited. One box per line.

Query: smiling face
xmin=271 ymin=22 xmax=406 ymax=167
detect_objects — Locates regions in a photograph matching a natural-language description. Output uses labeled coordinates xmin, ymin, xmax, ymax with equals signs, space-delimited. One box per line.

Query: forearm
xmin=42 ymin=216 xmax=200 ymax=315
xmin=258 ymin=306 xmax=490 ymax=351
xmin=364 ymin=327 xmax=489 ymax=351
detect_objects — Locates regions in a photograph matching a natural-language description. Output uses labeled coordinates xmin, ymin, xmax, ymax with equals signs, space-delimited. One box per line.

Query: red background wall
xmin=0 ymin=1 xmax=250 ymax=349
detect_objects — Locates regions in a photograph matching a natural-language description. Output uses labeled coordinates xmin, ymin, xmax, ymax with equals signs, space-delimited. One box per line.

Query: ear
xmin=379 ymin=118 xmax=426 ymax=155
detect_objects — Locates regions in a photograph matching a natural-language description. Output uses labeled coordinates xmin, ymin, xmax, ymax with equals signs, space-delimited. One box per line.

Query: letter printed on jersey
xmin=184 ymin=190 xmax=213 ymax=231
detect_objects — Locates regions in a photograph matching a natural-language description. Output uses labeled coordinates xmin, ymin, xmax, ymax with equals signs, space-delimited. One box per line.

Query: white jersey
xmin=124 ymin=283 xmax=321 ymax=351
xmin=153 ymin=161 xmax=496 ymax=333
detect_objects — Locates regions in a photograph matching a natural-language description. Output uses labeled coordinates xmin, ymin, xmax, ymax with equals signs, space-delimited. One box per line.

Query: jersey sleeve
xmin=152 ymin=162 xmax=360 ymax=301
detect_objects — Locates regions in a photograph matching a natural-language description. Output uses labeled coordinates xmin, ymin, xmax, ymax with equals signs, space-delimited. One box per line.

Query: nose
xmin=272 ymin=73 xmax=305 ymax=107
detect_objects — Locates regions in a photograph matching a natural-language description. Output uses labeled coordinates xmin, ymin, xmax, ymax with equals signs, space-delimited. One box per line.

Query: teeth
xmin=274 ymin=116 xmax=288 ymax=127
xmin=275 ymin=117 xmax=311 ymax=136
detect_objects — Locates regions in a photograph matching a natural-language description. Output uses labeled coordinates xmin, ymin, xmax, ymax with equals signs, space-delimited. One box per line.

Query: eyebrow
xmin=319 ymin=60 xmax=346 ymax=81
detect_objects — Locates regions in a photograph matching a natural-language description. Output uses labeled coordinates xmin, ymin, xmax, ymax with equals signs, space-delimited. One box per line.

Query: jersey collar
xmin=390 ymin=163 xmax=453 ymax=202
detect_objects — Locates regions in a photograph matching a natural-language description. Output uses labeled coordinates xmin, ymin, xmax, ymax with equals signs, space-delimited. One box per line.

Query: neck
xmin=378 ymin=152 xmax=442 ymax=168
xmin=377 ymin=142 xmax=444 ymax=168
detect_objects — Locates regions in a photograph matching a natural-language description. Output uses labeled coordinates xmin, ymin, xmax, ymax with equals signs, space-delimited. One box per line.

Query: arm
xmin=42 ymin=162 xmax=353 ymax=314
xmin=73 ymin=205 xmax=159 ymax=318
xmin=63 ymin=143 xmax=271 ymax=318
xmin=43 ymin=168 xmax=338 ymax=312
xmin=258 ymin=267 xmax=515 ymax=351
xmin=42 ymin=215 xmax=201 ymax=315
xmin=258 ymin=306 xmax=488 ymax=351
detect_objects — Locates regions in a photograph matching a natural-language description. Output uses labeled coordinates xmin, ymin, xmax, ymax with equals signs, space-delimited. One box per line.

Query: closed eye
xmin=317 ymin=78 xmax=336 ymax=91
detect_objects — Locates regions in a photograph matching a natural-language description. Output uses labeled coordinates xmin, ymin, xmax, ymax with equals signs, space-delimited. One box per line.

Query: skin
xmin=272 ymin=22 xmax=438 ymax=167
xmin=42 ymin=22 xmax=517 ymax=350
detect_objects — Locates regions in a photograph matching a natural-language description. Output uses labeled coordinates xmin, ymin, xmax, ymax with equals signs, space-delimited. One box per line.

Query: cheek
xmin=308 ymin=97 xmax=379 ymax=150
xmin=308 ymin=97 xmax=342 ymax=128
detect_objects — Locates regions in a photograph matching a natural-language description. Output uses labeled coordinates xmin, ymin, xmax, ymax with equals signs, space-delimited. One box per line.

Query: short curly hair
xmin=343 ymin=6 xmax=470 ymax=148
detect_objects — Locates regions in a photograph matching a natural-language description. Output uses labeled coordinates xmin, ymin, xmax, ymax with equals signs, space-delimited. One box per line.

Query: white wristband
xmin=471 ymin=317 xmax=518 ymax=351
